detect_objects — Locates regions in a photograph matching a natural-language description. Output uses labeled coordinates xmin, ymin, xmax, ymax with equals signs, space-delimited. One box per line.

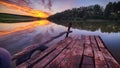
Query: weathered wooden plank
xmin=15 ymin=35 xmax=120 ymax=68
xmin=95 ymin=36 xmax=120 ymax=68
xmin=45 ymin=38 xmax=76 ymax=68
xmin=58 ymin=37 xmax=84 ymax=68
xmin=33 ymin=37 xmax=72 ymax=68
xmin=82 ymin=64 xmax=94 ymax=68
xmin=95 ymin=36 xmax=105 ymax=48
xmin=82 ymin=56 xmax=94 ymax=65
xmin=94 ymin=51 xmax=108 ymax=68
xmin=93 ymin=36 xmax=108 ymax=68
xmin=101 ymin=48 xmax=120 ymax=68
xmin=68 ymin=39 xmax=84 ymax=68
xmin=16 ymin=37 xmax=72 ymax=68
xmin=90 ymin=36 xmax=99 ymax=51
xmin=84 ymin=36 xmax=93 ymax=57
xmin=82 ymin=36 xmax=94 ymax=68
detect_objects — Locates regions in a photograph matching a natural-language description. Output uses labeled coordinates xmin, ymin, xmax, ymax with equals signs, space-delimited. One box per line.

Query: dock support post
xmin=66 ymin=23 xmax=72 ymax=38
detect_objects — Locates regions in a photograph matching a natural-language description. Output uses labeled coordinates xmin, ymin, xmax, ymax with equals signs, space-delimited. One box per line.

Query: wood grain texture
xmin=45 ymin=39 xmax=75 ymax=68
xmin=15 ymin=35 xmax=120 ymax=68
xmin=82 ymin=36 xmax=94 ymax=68
xmin=17 ymin=37 xmax=72 ymax=68
xmin=95 ymin=36 xmax=120 ymax=68
xmin=33 ymin=37 xmax=72 ymax=68
xmin=58 ymin=38 xmax=84 ymax=68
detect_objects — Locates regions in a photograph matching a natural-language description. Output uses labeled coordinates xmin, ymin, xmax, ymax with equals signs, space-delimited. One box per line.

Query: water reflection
xmin=0 ymin=20 xmax=67 ymax=55
xmin=55 ymin=21 xmax=120 ymax=33
xmin=0 ymin=20 xmax=50 ymax=36
xmin=0 ymin=20 xmax=120 ymax=62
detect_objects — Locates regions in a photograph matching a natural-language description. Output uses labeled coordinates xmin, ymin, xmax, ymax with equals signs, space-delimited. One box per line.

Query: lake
xmin=0 ymin=20 xmax=120 ymax=63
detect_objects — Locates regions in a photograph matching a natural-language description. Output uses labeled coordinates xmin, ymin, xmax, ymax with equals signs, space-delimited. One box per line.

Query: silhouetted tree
xmin=104 ymin=2 xmax=113 ymax=17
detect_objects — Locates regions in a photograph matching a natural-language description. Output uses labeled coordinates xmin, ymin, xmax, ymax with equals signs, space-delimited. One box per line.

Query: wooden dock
xmin=14 ymin=35 xmax=120 ymax=68
xmin=12 ymin=23 xmax=120 ymax=68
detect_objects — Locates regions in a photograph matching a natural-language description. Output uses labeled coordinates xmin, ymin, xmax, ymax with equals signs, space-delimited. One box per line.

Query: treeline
xmin=48 ymin=1 xmax=120 ymax=21
xmin=0 ymin=13 xmax=41 ymax=23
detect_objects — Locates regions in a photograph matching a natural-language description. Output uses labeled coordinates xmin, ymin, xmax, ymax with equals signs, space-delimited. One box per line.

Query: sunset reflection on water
xmin=0 ymin=20 xmax=51 ymax=36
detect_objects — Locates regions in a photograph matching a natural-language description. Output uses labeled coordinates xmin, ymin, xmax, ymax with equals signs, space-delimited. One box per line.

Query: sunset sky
xmin=0 ymin=0 xmax=119 ymax=15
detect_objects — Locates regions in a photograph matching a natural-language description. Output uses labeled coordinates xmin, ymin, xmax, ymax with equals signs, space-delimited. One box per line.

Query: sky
xmin=51 ymin=0 xmax=119 ymax=14
xmin=0 ymin=0 xmax=119 ymax=14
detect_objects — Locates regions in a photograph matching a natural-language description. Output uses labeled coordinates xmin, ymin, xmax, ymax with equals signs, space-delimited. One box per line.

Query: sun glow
xmin=33 ymin=20 xmax=50 ymax=26
xmin=0 ymin=20 xmax=51 ymax=36
xmin=0 ymin=1 xmax=52 ymax=36
xmin=0 ymin=1 xmax=50 ymax=18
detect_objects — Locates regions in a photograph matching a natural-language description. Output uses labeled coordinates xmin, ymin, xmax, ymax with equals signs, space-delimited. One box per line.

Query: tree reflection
xmin=51 ymin=21 xmax=120 ymax=33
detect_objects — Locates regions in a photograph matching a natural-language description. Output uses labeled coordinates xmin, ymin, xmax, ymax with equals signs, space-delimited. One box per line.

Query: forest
xmin=48 ymin=1 xmax=120 ymax=23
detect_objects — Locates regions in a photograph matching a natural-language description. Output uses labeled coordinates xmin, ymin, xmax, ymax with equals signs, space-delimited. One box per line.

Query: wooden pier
xmin=13 ymin=35 xmax=120 ymax=68
xmin=12 ymin=23 xmax=120 ymax=68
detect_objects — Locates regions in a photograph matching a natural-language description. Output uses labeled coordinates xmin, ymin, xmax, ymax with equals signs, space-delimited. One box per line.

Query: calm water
xmin=0 ymin=20 xmax=120 ymax=62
